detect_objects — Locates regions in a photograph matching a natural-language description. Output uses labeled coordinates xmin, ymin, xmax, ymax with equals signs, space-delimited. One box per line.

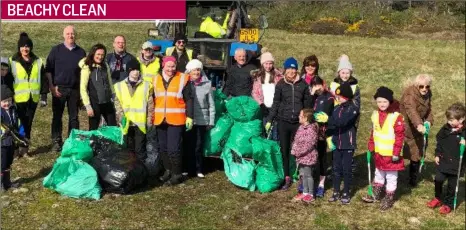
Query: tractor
xmin=146 ymin=1 xmax=268 ymax=89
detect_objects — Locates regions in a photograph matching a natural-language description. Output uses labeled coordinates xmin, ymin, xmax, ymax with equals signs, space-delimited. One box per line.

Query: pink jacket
xmin=291 ymin=123 xmax=319 ymax=166
xmin=251 ymin=69 xmax=284 ymax=105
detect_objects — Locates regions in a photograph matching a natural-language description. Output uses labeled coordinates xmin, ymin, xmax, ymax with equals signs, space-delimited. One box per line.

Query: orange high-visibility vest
xmin=153 ymin=72 xmax=189 ymax=125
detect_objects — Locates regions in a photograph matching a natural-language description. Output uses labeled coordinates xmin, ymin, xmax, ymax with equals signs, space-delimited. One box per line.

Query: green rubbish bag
xmin=225 ymin=96 xmax=260 ymax=122
xmin=221 ymin=147 xmax=256 ymax=191
xmin=214 ymin=90 xmax=228 ymax=122
xmin=61 ymin=126 xmax=124 ymax=161
xmin=226 ymin=119 xmax=263 ymax=158
xmin=204 ymin=114 xmax=234 ymax=156
xmin=43 ymin=157 xmax=101 ymax=200
xmin=251 ymin=137 xmax=284 ymax=193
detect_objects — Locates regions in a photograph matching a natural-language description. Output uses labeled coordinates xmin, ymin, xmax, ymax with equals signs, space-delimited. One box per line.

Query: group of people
xmin=1 ymin=25 xmax=465 ymax=215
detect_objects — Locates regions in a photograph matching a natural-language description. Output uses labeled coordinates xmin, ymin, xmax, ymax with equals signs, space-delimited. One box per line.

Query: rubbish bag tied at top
xmin=251 ymin=136 xmax=284 ymax=193
xmin=204 ymin=114 xmax=234 ymax=156
xmin=225 ymin=96 xmax=260 ymax=122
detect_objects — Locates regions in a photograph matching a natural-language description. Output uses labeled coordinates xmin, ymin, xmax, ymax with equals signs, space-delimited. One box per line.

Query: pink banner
xmin=1 ymin=0 xmax=186 ymax=21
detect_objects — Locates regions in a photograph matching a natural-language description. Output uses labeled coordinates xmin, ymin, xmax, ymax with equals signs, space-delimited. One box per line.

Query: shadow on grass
xmin=30 ymin=144 xmax=52 ymax=156
xmin=20 ymin=166 xmax=52 ymax=184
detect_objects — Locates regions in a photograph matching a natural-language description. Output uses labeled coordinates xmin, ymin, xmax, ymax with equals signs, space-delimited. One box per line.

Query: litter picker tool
xmin=419 ymin=132 xmax=428 ymax=174
xmin=366 ymin=150 xmax=374 ymax=199
xmin=454 ymin=137 xmax=465 ymax=212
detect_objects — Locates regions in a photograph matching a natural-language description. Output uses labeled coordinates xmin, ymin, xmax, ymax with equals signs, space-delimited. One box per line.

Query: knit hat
xmin=1 ymin=85 xmax=14 ymax=101
xmin=337 ymin=54 xmax=352 ymax=73
xmin=185 ymin=59 xmax=203 ymax=74
xmin=335 ymin=83 xmax=354 ymax=100
xmin=162 ymin=56 xmax=177 ymax=67
xmin=18 ymin=32 xmax=33 ymax=51
xmin=126 ymin=59 xmax=141 ymax=72
xmin=283 ymin=57 xmax=298 ymax=70
xmin=173 ymin=33 xmax=188 ymax=45
xmin=373 ymin=86 xmax=394 ymax=103
xmin=1 ymin=57 xmax=8 ymax=66
xmin=260 ymin=52 xmax=274 ymax=65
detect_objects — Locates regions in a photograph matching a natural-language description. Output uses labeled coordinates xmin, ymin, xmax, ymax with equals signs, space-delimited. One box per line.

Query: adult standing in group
xmin=114 ymin=59 xmax=154 ymax=161
xmin=8 ymin=32 xmax=48 ymax=157
xmin=153 ymin=56 xmax=194 ymax=186
xmin=138 ymin=41 xmax=161 ymax=83
xmin=165 ymin=33 xmax=196 ymax=73
xmin=106 ymin=35 xmax=137 ymax=83
xmin=45 ymin=25 xmax=86 ymax=152
xmin=251 ymin=51 xmax=283 ymax=141
xmin=300 ymin=55 xmax=320 ymax=85
xmin=265 ymin=57 xmax=312 ymax=190
xmin=80 ymin=44 xmax=117 ymax=130
xmin=223 ymin=48 xmax=257 ymax=98
xmin=400 ymin=74 xmax=434 ymax=187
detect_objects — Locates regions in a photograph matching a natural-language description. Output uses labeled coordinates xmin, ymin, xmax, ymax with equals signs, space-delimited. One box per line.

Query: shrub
xmin=310 ymin=17 xmax=348 ymax=35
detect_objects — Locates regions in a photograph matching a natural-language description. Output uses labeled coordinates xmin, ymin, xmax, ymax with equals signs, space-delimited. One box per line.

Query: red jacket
xmin=368 ymin=101 xmax=405 ymax=171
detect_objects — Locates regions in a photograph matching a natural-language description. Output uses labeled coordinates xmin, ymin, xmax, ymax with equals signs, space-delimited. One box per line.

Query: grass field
xmin=1 ymin=22 xmax=465 ymax=229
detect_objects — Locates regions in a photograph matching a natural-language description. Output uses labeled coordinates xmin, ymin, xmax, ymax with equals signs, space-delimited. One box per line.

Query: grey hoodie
xmin=192 ymin=74 xmax=215 ymax=126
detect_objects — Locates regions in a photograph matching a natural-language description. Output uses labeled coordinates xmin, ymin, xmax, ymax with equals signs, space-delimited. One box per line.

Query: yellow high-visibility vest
xmin=114 ymin=80 xmax=152 ymax=135
xmin=137 ymin=57 xmax=160 ymax=83
xmin=371 ymin=111 xmax=402 ymax=156
xmin=165 ymin=47 xmax=193 ymax=61
xmin=9 ymin=57 xmax=42 ymax=103
xmin=199 ymin=16 xmax=226 ymax=38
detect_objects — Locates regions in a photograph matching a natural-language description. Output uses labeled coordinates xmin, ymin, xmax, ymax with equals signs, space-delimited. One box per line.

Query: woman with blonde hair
xmin=400 ymin=74 xmax=434 ymax=187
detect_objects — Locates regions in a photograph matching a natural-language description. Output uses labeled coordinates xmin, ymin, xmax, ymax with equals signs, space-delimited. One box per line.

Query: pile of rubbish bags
xmin=43 ymin=126 xmax=161 ymax=200
xmin=204 ymin=93 xmax=286 ymax=193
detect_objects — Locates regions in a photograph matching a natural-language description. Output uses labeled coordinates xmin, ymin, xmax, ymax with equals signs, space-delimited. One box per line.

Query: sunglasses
xmin=418 ymin=85 xmax=430 ymax=90
xmin=176 ymin=40 xmax=185 ymax=44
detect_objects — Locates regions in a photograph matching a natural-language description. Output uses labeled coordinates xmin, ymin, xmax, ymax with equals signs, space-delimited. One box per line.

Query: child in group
xmin=1 ymin=57 xmax=14 ymax=94
xmin=362 ymin=87 xmax=405 ymax=211
xmin=427 ymin=103 xmax=465 ymax=214
xmin=1 ymin=85 xmax=24 ymax=191
xmin=310 ymin=76 xmax=335 ymax=198
xmin=329 ymin=54 xmax=360 ymax=108
xmin=291 ymin=108 xmax=319 ymax=203
xmin=325 ymin=83 xmax=360 ymax=204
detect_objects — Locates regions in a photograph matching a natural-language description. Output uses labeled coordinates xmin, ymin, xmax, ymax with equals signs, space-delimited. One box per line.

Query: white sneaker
xmin=197 ymin=173 xmax=205 ymax=178
xmin=182 ymin=172 xmax=188 ymax=176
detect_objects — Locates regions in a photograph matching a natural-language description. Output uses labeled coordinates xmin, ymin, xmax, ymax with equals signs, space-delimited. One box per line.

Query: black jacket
xmin=106 ymin=52 xmax=137 ymax=83
xmin=267 ymin=76 xmax=312 ymax=124
xmin=310 ymin=90 xmax=334 ymax=139
xmin=326 ymin=101 xmax=360 ymax=150
xmin=223 ymin=51 xmax=257 ymax=97
xmin=435 ymin=123 xmax=466 ymax=175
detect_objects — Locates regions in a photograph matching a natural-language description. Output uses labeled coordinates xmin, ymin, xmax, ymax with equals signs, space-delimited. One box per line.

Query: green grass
xmin=1 ymin=22 xmax=465 ymax=229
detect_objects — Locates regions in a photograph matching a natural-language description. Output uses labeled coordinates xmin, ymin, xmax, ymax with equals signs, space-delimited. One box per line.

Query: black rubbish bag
xmin=90 ymin=136 xmax=148 ymax=194
xmin=145 ymin=127 xmax=162 ymax=177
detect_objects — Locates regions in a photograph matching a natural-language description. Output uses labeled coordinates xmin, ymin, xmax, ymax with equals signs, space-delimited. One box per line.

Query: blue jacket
xmin=1 ymin=106 xmax=23 ymax=147
xmin=326 ymin=101 xmax=360 ymax=150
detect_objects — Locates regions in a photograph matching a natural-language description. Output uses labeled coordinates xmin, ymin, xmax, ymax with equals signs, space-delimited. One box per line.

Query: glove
xmin=18 ymin=125 xmax=26 ymax=138
xmin=424 ymin=121 xmax=431 ymax=135
xmin=314 ymin=112 xmax=329 ymax=123
xmin=39 ymin=94 xmax=47 ymax=107
xmin=326 ymin=136 xmax=336 ymax=151
xmin=120 ymin=116 xmax=127 ymax=128
xmin=392 ymin=155 xmax=400 ymax=162
xmin=265 ymin=122 xmax=272 ymax=132
xmin=186 ymin=117 xmax=193 ymax=131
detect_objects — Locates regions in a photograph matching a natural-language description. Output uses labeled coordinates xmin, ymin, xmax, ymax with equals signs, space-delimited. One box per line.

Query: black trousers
xmin=51 ymin=87 xmax=80 ymax=142
xmin=332 ymin=149 xmax=354 ymax=194
xmin=183 ymin=125 xmax=207 ymax=175
xmin=317 ymin=140 xmax=327 ymax=177
xmin=435 ymin=171 xmax=457 ymax=208
xmin=125 ymin=126 xmax=147 ymax=160
xmin=157 ymin=123 xmax=184 ymax=175
xmin=88 ymin=102 xmax=117 ymax=130
xmin=278 ymin=120 xmax=299 ymax=177
xmin=16 ymin=98 xmax=38 ymax=140
xmin=1 ymin=146 xmax=14 ymax=171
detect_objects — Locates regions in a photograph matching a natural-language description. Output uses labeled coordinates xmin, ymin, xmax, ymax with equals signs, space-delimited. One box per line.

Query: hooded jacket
xmin=327 ymin=100 xmax=360 ymax=150
xmin=435 ymin=123 xmax=466 ymax=175
xmin=192 ymin=74 xmax=215 ymax=126
xmin=267 ymin=74 xmax=312 ymax=124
